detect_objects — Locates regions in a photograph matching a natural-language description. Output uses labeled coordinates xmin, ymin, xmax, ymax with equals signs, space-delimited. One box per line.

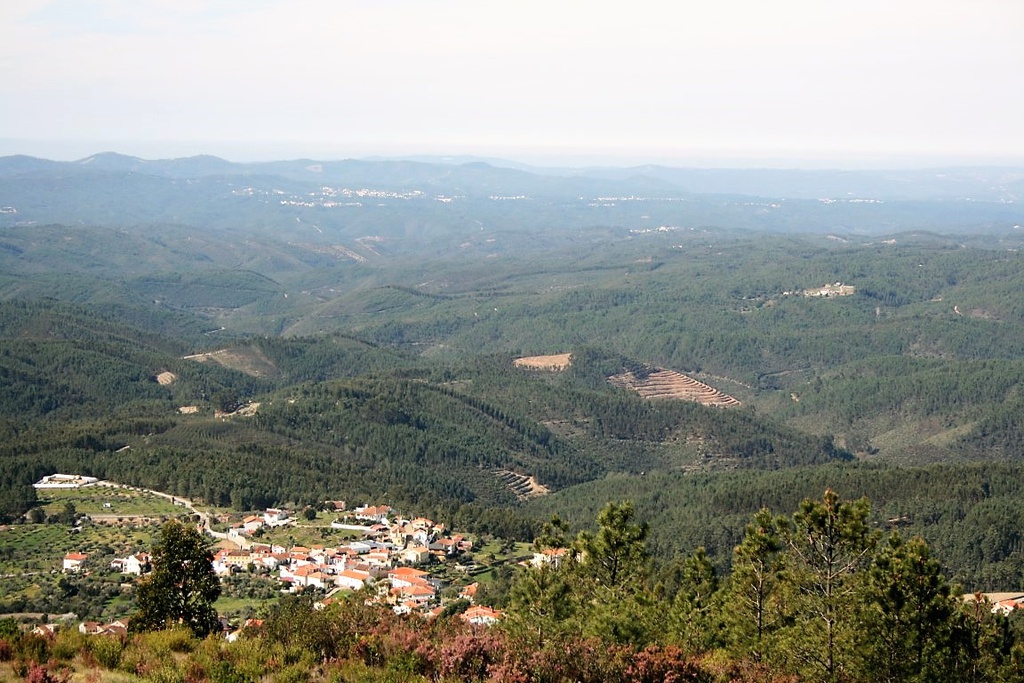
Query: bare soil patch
xmin=513 ymin=353 xmax=572 ymax=371
xmin=155 ymin=371 xmax=176 ymax=385
xmin=183 ymin=347 xmax=279 ymax=378
xmin=215 ymin=402 xmax=261 ymax=418
xmin=494 ymin=470 xmax=550 ymax=500
xmin=609 ymin=368 xmax=741 ymax=407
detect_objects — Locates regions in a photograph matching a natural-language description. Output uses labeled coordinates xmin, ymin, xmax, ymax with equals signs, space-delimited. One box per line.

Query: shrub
xmin=88 ymin=635 xmax=125 ymax=670
xmin=135 ymin=627 xmax=198 ymax=658
xmin=625 ymin=645 xmax=709 ymax=683
xmin=437 ymin=633 xmax=499 ymax=681
xmin=15 ymin=634 xmax=50 ymax=668
xmin=50 ymin=629 xmax=86 ymax=662
xmin=273 ymin=663 xmax=311 ymax=683
xmin=205 ymin=659 xmax=255 ymax=683
xmin=23 ymin=661 xmax=70 ymax=683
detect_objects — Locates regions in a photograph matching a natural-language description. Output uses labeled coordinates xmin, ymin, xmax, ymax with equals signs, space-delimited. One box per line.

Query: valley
xmin=2 ymin=153 xmax=1024 ymax=594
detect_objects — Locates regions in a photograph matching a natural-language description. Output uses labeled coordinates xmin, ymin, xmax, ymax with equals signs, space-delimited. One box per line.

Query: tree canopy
xmin=131 ymin=519 xmax=221 ymax=637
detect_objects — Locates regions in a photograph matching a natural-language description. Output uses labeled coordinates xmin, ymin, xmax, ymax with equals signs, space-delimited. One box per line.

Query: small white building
xmin=461 ymin=605 xmax=503 ymax=626
xmin=263 ymin=508 xmax=291 ymax=526
xmin=35 ymin=474 xmax=99 ymax=489
xmin=63 ymin=553 xmax=88 ymax=573
xmin=336 ymin=569 xmax=372 ymax=591
xmin=122 ymin=552 xmax=151 ymax=575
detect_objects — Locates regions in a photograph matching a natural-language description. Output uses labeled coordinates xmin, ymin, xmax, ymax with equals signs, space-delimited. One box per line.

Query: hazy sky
xmin=2 ymin=0 xmax=1023 ymax=166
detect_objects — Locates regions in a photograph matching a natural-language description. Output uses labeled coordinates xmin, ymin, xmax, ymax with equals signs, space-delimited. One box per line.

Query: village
xmin=22 ymin=475 xmax=530 ymax=641
xmin=15 ymin=475 xmax=1024 ymax=651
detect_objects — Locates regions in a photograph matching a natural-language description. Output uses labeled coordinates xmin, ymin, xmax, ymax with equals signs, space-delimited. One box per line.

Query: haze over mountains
xmin=3 ymin=151 xmax=1024 ymax=200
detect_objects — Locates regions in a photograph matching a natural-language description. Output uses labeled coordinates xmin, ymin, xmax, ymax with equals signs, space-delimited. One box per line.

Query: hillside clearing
xmin=155 ymin=371 xmax=176 ymax=385
xmin=609 ymin=368 xmax=741 ymax=407
xmin=494 ymin=469 xmax=550 ymax=500
xmin=183 ymin=346 xmax=279 ymax=378
xmin=513 ymin=353 xmax=572 ymax=371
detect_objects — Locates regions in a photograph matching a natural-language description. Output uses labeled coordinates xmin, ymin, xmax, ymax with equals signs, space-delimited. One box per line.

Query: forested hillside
xmin=3 ymin=155 xmax=1024 ymax=595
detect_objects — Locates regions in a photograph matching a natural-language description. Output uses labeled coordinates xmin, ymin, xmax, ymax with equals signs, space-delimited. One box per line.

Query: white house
xmin=263 ymin=508 xmax=291 ymax=526
xmin=530 ymin=547 xmax=569 ymax=569
xmin=115 ymin=552 xmax=150 ymax=575
xmin=336 ymin=569 xmax=372 ymax=591
xmin=399 ymin=545 xmax=431 ymax=565
xmin=354 ymin=505 xmax=391 ymax=523
xmin=63 ymin=552 xmax=88 ymax=573
xmin=461 ymin=605 xmax=503 ymax=626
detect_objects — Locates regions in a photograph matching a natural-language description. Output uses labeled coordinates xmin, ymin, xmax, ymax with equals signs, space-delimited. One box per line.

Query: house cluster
xmin=58 ymin=503 xmax=503 ymax=635
xmin=78 ymin=618 xmax=131 ymax=637
xmin=31 ymin=619 xmax=126 ymax=639
xmin=215 ymin=504 xmax=488 ymax=621
xmin=803 ymin=282 xmax=856 ymax=297
xmin=227 ymin=507 xmax=295 ymax=540
xmin=779 ymin=282 xmax=857 ymax=299
xmin=62 ymin=551 xmax=152 ymax=575
xmin=991 ymin=595 xmax=1024 ymax=616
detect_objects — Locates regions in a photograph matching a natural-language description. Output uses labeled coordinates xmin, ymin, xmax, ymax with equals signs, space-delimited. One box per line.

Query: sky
xmin=2 ymin=0 xmax=1023 ymax=167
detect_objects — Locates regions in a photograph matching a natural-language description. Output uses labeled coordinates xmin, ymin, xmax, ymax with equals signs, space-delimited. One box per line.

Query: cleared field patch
xmin=494 ymin=469 xmax=550 ymax=500
xmin=183 ymin=346 xmax=279 ymax=378
xmin=513 ymin=353 xmax=572 ymax=371
xmin=155 ymin=371 xmax=176 ymax=385
xmin=37 ymin=486 xmax=184 ymax=518
xmin=609 ymin=368 xmax=741 ymax=407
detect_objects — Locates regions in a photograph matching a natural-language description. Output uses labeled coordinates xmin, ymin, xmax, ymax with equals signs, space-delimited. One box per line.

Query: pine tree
xmin=783 ymin=489 xmax=877 ymax=683
xmin=576 ymin=500 xmax=649 ymax=592
xmin=723 ymin=508 xmax=788 ymax=662
xmin=574 ymin=501 xmax=655 ymax=645
xmin=859 ymin=533 xmax=957 ymax=683
xmin=507 ymin=562 xmax=574 ymax=647
xmin=669 ymin=546 xmax=720 ymax=653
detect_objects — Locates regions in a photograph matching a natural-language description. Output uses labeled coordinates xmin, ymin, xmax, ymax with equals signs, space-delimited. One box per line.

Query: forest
xmin=5 ymin=231 xmax=1024 ymax=589
xmin=2 ymin=155 xmax=1024 ymax=679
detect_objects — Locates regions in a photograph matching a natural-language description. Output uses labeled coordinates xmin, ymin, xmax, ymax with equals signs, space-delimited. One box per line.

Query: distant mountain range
xmin=1 ymin=153 xmax=1022 ymax=239
xmin=3 ymin=151 xmax=1023 ymax=201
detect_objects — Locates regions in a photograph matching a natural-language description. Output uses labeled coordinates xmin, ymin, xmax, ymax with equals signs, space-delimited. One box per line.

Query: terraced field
xmin=608 ymin=368 xmax=741 ymax=407
xmin=493 ymin=469 xmax=550 ymax=500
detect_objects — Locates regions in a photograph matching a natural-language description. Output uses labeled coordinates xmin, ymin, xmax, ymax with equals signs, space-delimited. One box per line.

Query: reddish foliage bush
xmin=437 ymin=633 xmax=501 ymax=681
xmin=493 ymin=634 xmax=623 ymax=683
xmin=23 ymin=661 xmax=71 ymax=683
xmin=624 ymin=644 xmax=709 ymax=683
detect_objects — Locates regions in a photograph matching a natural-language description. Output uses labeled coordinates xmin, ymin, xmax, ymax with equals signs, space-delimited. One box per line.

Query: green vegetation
xmin=4 ymin=159 xmax=1024 ymax=678
xmin=6 ymin=232 xmax=1024 ymax=589
xmin=1 ymin=494 xmax=1021 ymax=682
xmin=131 ymin=520 xmax=221 ymax=637
xmin=35 ymin=487 xmax=182 ymax=518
